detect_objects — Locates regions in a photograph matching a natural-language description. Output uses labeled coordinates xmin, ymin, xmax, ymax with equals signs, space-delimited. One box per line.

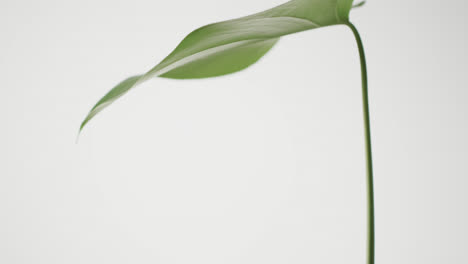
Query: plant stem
xmin=346 ymin=22 xmax=375 ymax=264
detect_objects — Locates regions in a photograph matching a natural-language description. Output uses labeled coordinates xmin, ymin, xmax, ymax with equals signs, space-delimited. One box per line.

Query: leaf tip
xmin=76 ymin=117 xmax=89 ymax=143
xmin=352 ymin=1 xmax=366 ymax=9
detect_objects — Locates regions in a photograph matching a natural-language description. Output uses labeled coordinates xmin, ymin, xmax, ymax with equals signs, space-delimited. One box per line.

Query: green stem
xmin=346 ymin=22 xmax=375 ymax=264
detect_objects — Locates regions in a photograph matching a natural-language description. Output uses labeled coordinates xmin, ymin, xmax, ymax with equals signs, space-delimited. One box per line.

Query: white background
xmin=1 ymin=0 xmax=467 ymax=263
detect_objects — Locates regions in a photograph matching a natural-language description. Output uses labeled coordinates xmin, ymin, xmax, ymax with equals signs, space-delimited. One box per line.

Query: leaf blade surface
xmin=81 ymin=0 xmax=353 ymax=131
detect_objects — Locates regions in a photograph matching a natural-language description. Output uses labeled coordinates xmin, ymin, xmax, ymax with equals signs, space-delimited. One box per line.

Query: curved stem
xmin=346 ymin=22 xmax=375 ymax=264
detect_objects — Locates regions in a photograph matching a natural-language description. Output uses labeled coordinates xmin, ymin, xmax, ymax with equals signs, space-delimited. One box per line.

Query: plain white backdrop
xmin=1 ymin=0 xmax=467 ymax=263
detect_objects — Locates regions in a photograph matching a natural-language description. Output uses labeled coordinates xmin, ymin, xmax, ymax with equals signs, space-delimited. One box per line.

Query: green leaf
xmin=80 ymin=0 xmax=354 ymax=132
